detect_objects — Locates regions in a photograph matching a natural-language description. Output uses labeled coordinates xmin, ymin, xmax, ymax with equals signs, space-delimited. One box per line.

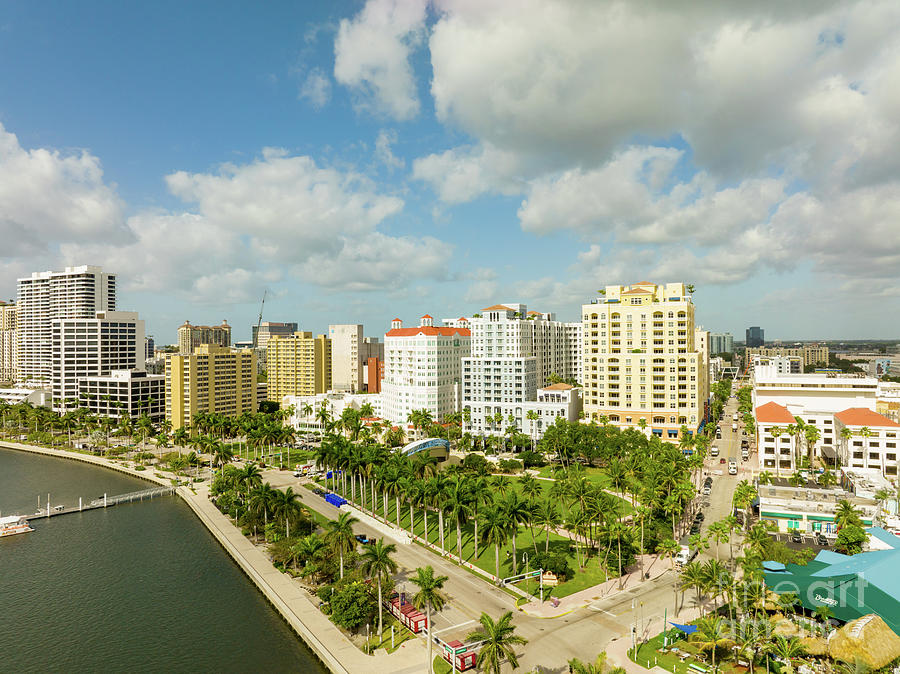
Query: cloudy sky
xmin=1 ymin=0 xmax=898 ymax=343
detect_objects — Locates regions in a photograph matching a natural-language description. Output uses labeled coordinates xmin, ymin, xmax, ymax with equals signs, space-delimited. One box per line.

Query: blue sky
xmin=2 ymin=0 xmax=899 ymax=343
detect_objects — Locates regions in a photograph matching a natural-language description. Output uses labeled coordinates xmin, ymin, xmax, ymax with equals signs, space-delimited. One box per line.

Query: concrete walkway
xmin=521 ymin=553 xmax=673 ymax=618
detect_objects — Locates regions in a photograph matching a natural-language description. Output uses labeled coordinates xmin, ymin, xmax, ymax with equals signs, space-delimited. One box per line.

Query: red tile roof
xmin=835 ymin=408 xmax=900 ymax=428
xmin=392 ymin=317 xmax=402 ymax=321
xmin=621 ymin=288 xmax=651 ymax=295
xmin=386 ymin=327 xmax=471 ymax=337
xmin=482 ymin=304 xmax=512 ymax=311
xmin=457 ymin=317 xmax=468 ymax=322
xmin=542 ymin=383 xmax=573 ymax=390
xmin=421 ymin=314 xmax=433 ymax=319
xmin=756 ymin=402 xmax=796 ymax=424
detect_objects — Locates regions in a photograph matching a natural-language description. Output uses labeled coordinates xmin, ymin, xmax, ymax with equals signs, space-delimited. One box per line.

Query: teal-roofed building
xmin=763 ymin=527 xmax=900 ymax=636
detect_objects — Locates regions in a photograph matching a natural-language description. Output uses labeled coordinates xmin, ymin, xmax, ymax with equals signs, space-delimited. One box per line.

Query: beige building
xmin=267 ymin=332 xmax=331 ymax=402
xmin=177 ymin=320 xmax=231 ymax=355
xmin=746 ymin=345 xmax=829 ymax=369
xmin=0 ymin=302 xmax=16 ymax=383
xmin=581 ymin=282 xmax=708 ymax=440
xmin=165 ymin=345 xmax=256 ymax=430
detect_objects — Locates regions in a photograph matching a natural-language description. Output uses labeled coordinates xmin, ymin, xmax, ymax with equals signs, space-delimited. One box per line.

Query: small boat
xmin=0 ymin=515 xmax=34 ymax=537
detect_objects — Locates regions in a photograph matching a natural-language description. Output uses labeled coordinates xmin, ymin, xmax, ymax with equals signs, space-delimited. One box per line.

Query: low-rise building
xmin=746 ymin=344 xmax=829 ymax=369
xmin=285 ymin=392 xmax=383 ymax=435
xmin=77 ymin=369 xmax=165 ymax=422
xmin=835 ymin=408 xmax=900 ymax=477
xmin=752 ymin=354 xmax=802 ymax=374
xmin=758 ymin=474 xmax=878 ymax=536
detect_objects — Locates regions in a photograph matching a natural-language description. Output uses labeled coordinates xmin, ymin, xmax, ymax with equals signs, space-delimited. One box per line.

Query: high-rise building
xmin=581 ymin=282 xmax=708 ymax=440
xmin=366 ymin=357 xmax=384 ymax=393
xmin=0 ymin=301 xmax=17 ymax=383
xmin=382 ymin=315 xmax=471 ymax=428
xmin=16 ymin=265 xmax=116 ymax=385
xmin=709 ymin=332 xmax=734 ymax=354
xmin=267 ymin=331 xmax=332 ymax=401
xmin=165 ymin=344 xmax=257 ymax=430
xmin=746 ymin=326 xmax=765 ymax=348
xmin=329 ymin=324 xmax=363 ymax=393
xmin=461 ymin=304 xmax=583 ymax=438
xmin=360 ymin=336 xmax=384 ymax=389
xmin=252 ymin=321 xmax=298 ymax=350
xmin=177 ymin=320 xmax=231 ymax=355
xmin=145 ymin=336 xmax=155 ymax=360
xmin=51 ymin=311 xmax=144 ymax=412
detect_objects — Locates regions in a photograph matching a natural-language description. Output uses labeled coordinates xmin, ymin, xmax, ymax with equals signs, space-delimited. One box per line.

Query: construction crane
xmin=254 ymin=289 xmax=267 ymax=348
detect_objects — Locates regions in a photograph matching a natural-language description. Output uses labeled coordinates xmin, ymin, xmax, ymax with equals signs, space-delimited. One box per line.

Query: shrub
xmin=531 ymin=550 xmax=572 ymax=581
xmin=499 ymin=459 xmax=523 ymax=473
xmin=330 ymin=581 xmax=376 ymax=630
xmin=519 ymin=450 xmax=546 ymax=468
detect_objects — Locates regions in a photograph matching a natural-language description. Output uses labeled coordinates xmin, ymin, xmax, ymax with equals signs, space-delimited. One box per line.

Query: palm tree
xmin=248 ymin=482 xmax=277 ymax=540
xmin=480 ymin=503 xmax=510 ymax=582
xmin=409 ymin=565 xmax=448 ymax=672
xmin=324 ymin=511 xmax=359 ymax=579
xmin=680 ymin=561 xmax=707 ymax=616
xmin=445 ymin=475 xmax=472 ymax=563
xmin=466 ymin=611 xmax=528 ymax=674
xmin=271 ymin=487 xmax=306 ymax=539
xmin=834 ymin=499 xmax=862 ymax=530
xmin=501 ymin=491 xmax=530 ymax=575
xmin=534 ymin=498 xmax=562 ymax=554
xmin=769 ymin=635 xmax=806 ymax=673
xmin=690 ymin=615 xmax=734 ymax=669
xmin=360 ymin=539 xmax=398 ymax=640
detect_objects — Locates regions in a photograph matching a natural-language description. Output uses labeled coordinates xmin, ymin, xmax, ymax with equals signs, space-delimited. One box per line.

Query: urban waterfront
xmin=0 ymin=448 xmax=326 ymax=673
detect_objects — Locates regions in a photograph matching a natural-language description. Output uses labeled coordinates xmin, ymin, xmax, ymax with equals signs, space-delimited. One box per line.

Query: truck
xmin=674 ymin=541 xmax=697 ymax=567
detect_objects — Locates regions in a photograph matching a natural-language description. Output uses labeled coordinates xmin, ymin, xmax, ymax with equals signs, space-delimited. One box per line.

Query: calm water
xmin=0 ymin=447 xmax=326 ymax=673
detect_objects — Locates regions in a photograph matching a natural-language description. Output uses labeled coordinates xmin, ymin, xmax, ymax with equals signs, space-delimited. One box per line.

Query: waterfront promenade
xmin=0 ymin=441 xmax=427 ymax=674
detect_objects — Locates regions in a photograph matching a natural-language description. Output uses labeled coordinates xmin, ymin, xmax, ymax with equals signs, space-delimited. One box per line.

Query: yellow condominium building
xmin=267 ymin=332 xmax=331 ymax=402
xmin=165 ymin=344 xmax=256 ymax=430
xmin=582 ymin=281 xmax=709 ymax=441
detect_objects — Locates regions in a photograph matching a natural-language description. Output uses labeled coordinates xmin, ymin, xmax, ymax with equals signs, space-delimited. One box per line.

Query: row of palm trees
xmin=312 ymin=426 xmax=700 ymax=583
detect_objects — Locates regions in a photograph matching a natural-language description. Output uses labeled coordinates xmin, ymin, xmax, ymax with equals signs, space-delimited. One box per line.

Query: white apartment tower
xmin=17 ymin=265 xmax=116 ymax=386
xmin=381 ymin=315 xmax=471 ymax=428
xmin=52 ymin=311 xmax=144 ymax=412
xmin=462 ymin=304 xmax=583 ymax=437
xmin=582 ymin=282 xmax=708 ymax=441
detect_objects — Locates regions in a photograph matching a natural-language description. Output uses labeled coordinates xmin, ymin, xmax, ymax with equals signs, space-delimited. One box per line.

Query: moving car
xmin=728 ymin=458 xmax=738 ymax=475
xmin=702 ymin=484 xmax=712 ymax=496
xmin=719 ymin=457 xmax=727 ymax=464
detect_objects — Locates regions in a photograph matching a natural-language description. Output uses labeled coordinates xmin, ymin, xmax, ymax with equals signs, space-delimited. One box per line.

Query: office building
xmin=329 ymin=324 xmax=364 ymax=393
xmin=78 ymin=369 xmax=165 ymax=422
xmin=382 ymin=315 xmax=470 ymax=428
xmin=267 ymin=332 xmax=332 ymax=401
xmin=177 ymin=320 xmax=231 ymax=355
xmin=252 ymin=321 xmax=298 ymax=350
xmin=16 ymin=265 xmax=116 ymax=385
xmin=746 ymin=345 xmax=829 ymax=369
xmin=0 ymin=302 xmax=16 ymax=383
xmin=581 ymin=282 xmax=708 ymax=440
xmin=709 ymin=332 xmax=734 ymax=355
xmin=836 ymin=408 xmax=900 ymax=477
xmin=461 ymin=303 xmax=582 ymax=439
xmin=52 ymin=311 xmax=144 ymax=413
xmin=746 ymin=326 xmax=765 ymax=348
xmin=145 ymin=336 xmax=155 ymax=361
xmin=751 ymin=354 xmax=803 ymax=374
xmin=165 ymin=345 xmax=257 ymax=430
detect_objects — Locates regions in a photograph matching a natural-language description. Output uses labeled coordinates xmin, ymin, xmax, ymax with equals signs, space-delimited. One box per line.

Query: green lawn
xmin=328 ymin=483 xmax=611 ymax=599
xmin=630 ymin=632 xmax=767 ymax=674
xmin=507 ymin=473 xmax=634 ymax=520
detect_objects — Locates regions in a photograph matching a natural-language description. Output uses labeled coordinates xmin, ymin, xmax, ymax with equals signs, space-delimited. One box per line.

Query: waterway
xmin=0 ymin=447 xmax=327 ymax=673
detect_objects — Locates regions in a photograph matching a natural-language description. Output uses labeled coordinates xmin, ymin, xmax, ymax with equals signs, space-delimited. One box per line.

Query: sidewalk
xmin=520 ymin=553 xmax=673 ymax=618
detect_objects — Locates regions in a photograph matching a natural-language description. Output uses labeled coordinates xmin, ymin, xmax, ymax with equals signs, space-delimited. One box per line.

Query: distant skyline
xmin=2 ymin=1 xmax=899 ymax=342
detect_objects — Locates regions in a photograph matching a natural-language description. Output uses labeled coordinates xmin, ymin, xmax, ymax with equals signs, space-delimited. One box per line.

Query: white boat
xmin=0 ymin=515 xmax=34 ymax=537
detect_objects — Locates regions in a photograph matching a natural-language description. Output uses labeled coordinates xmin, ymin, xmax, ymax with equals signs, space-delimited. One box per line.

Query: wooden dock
xmin=18 ymin=486 xmax=176 ymax=521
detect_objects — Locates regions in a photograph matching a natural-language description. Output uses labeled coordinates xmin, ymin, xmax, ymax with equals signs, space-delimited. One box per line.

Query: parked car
xmin=313 ymin=488 xmax=325 ymax=496
xmin=354 ymin=534 xmax=374 ymax=545
xmin=816 ymin=534 xmax=829 ymax=547
xmin=790 ymin=531 xmax=803 ymax=544
xmin=690 ymin=523 xmax=702 ymax=535
xmin=719 ymin=457 xmax=726 ymax=464
xmin=702 ymin=485 xmax=712 ymax=496
xmin=694 ymin=511 xmax=705 ymax=521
